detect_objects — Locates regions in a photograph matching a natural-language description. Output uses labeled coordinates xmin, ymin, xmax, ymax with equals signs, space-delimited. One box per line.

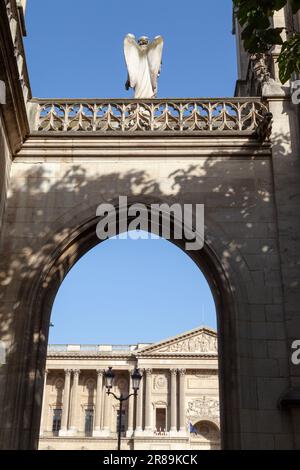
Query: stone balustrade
xmin=30 ymin=98 xmax=270 ymax=137
xmin=47 ymin=344 xmax=144 ymax=353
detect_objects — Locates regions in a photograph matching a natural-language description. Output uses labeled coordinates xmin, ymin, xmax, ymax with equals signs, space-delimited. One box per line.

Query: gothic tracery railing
xmin=31 ymin=98 xmax=270 ymax=136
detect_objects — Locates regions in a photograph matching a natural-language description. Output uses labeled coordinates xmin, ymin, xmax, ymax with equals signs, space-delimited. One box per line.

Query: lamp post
xmin=104 ymin=367 xmax=142 ymax=451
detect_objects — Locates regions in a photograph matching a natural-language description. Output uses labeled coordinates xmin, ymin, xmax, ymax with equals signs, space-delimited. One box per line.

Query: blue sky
xmin=25 ymin=0 xmax=237 ymax=98
xmin=49 ymin=234 xmax=217 ymax=344
xmin=24 ymin=1 xmax=236 ymax=344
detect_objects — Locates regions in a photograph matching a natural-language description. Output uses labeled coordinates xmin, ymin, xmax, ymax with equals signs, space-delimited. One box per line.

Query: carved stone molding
xmin=190 ymin=370 xmax=218 ymax=377
xmin=186 ymin=396 xmax=220 ymax=424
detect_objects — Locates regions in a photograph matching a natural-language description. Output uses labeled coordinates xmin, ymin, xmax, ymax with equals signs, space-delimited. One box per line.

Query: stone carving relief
xmin=159 ymin=333 xmax=218 ymax=354
xmin=186 ymin=396 xmax=220 ymax=424
xmin=153 ymin=374 xmax=167 ymax=390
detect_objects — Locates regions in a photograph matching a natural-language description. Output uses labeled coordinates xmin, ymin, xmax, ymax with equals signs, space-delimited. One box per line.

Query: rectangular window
xmin=116 ymin=409 xmax=126 ymax=433
xmin=52 ymin=408 xmax=62 ymax=435
xmin=85 ymin=408 xmax=94 ymax=436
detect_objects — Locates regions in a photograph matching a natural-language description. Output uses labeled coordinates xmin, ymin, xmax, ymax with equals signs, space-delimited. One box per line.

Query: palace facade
xmin=38 ymin=327 xmax=220 ymax=450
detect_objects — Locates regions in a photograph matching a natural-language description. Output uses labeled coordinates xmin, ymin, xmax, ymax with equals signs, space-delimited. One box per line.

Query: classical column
xmin=69 ymin=369 xmax=80 ymax=434
xmin=144 ymin=368 xmax=153 ymax=434
xmin=103 ymin=389 xmax=111 ymax=436
xmin=39 ymin=369 xmax=49 ymax=437
xmin=93 ymin=369 xmax=104 ymax=436
xmin=170 ymin=369 xmax=177 ymax=434
xmin=126 ymin=370 xmax=135 ymax=438
xmin=135 ymin=369 xmax=144 ymax=435
xmin=179 ymin=368 xmax=186 ymax=434
xmin=59 ymin=369 xmax=72 ymax=435
xmin=101 ymin=379 xmax=106 ymax=429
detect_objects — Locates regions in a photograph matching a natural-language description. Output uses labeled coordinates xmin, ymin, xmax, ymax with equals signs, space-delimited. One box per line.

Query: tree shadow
xmin=0 ymin=130 xmax=293 ymax=448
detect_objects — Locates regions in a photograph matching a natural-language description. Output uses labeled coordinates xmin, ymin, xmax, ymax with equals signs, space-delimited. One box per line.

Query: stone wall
xmin=0 ymin=135 xmax=290 ymax=449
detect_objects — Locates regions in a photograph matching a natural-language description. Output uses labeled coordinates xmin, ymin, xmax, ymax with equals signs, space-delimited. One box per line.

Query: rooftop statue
xmin=124 ymin=33 xmax=164 ymax=99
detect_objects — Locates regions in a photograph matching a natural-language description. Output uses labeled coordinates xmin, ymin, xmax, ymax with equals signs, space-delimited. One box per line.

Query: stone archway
xmin=189 ymin=420 xmax=221 ymax=450
xmin=0 ymin=197 xmax=247 ymax=451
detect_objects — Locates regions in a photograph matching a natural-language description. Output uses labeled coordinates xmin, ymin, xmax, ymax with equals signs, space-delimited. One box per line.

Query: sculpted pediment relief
xmin=138 ymin=328 xmax=217 ymax=355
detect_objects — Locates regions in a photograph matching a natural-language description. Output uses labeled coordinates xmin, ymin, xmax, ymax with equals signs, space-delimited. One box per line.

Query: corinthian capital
xmin=179 ymin=368 xmax=186 ymax=376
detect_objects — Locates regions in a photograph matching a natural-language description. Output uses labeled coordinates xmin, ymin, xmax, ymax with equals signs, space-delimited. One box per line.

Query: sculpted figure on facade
xmin=124 ymin=33 xmax=164 ymax=98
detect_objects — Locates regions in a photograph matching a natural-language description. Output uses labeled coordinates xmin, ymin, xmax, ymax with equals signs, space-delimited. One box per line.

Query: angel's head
xmin=138 ymin=36 xmax=149 ymax=47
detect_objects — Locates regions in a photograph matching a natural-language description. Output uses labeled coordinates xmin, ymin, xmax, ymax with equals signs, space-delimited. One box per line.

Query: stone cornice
xmin=46 ymin=351 xmax=218 ymax=360
xmin=15 ymin=133 xmax=272 ymax=160
xmin=0 ymin=0 xmax=30 ymax=155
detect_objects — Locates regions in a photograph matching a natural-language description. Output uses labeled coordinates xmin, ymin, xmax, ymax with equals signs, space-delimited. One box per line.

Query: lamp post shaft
xmin=104 ymin=366 xmax=142 ymax=451
xmin=118 ymin=398 xmax=123 ymax=451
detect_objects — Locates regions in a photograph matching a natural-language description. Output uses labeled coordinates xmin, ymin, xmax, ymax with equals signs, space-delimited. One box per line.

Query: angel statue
xmin=124 ymin=33 xmax=164 ymax=98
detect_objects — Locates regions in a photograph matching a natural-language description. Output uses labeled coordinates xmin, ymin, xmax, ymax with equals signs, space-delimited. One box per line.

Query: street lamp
xmin=104 ymin=366 xmax=142 ymax=451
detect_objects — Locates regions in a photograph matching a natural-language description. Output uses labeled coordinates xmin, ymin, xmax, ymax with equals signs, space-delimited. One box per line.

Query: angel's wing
xmin=124 ymin=33 xmax=140 ymax=89
xmin=147 ymin=36 xmax=164 ymax=93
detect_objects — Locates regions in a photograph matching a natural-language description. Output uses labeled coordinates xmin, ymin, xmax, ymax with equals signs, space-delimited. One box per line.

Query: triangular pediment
xmin=137 ymin=327 xmax=218 ymax=356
